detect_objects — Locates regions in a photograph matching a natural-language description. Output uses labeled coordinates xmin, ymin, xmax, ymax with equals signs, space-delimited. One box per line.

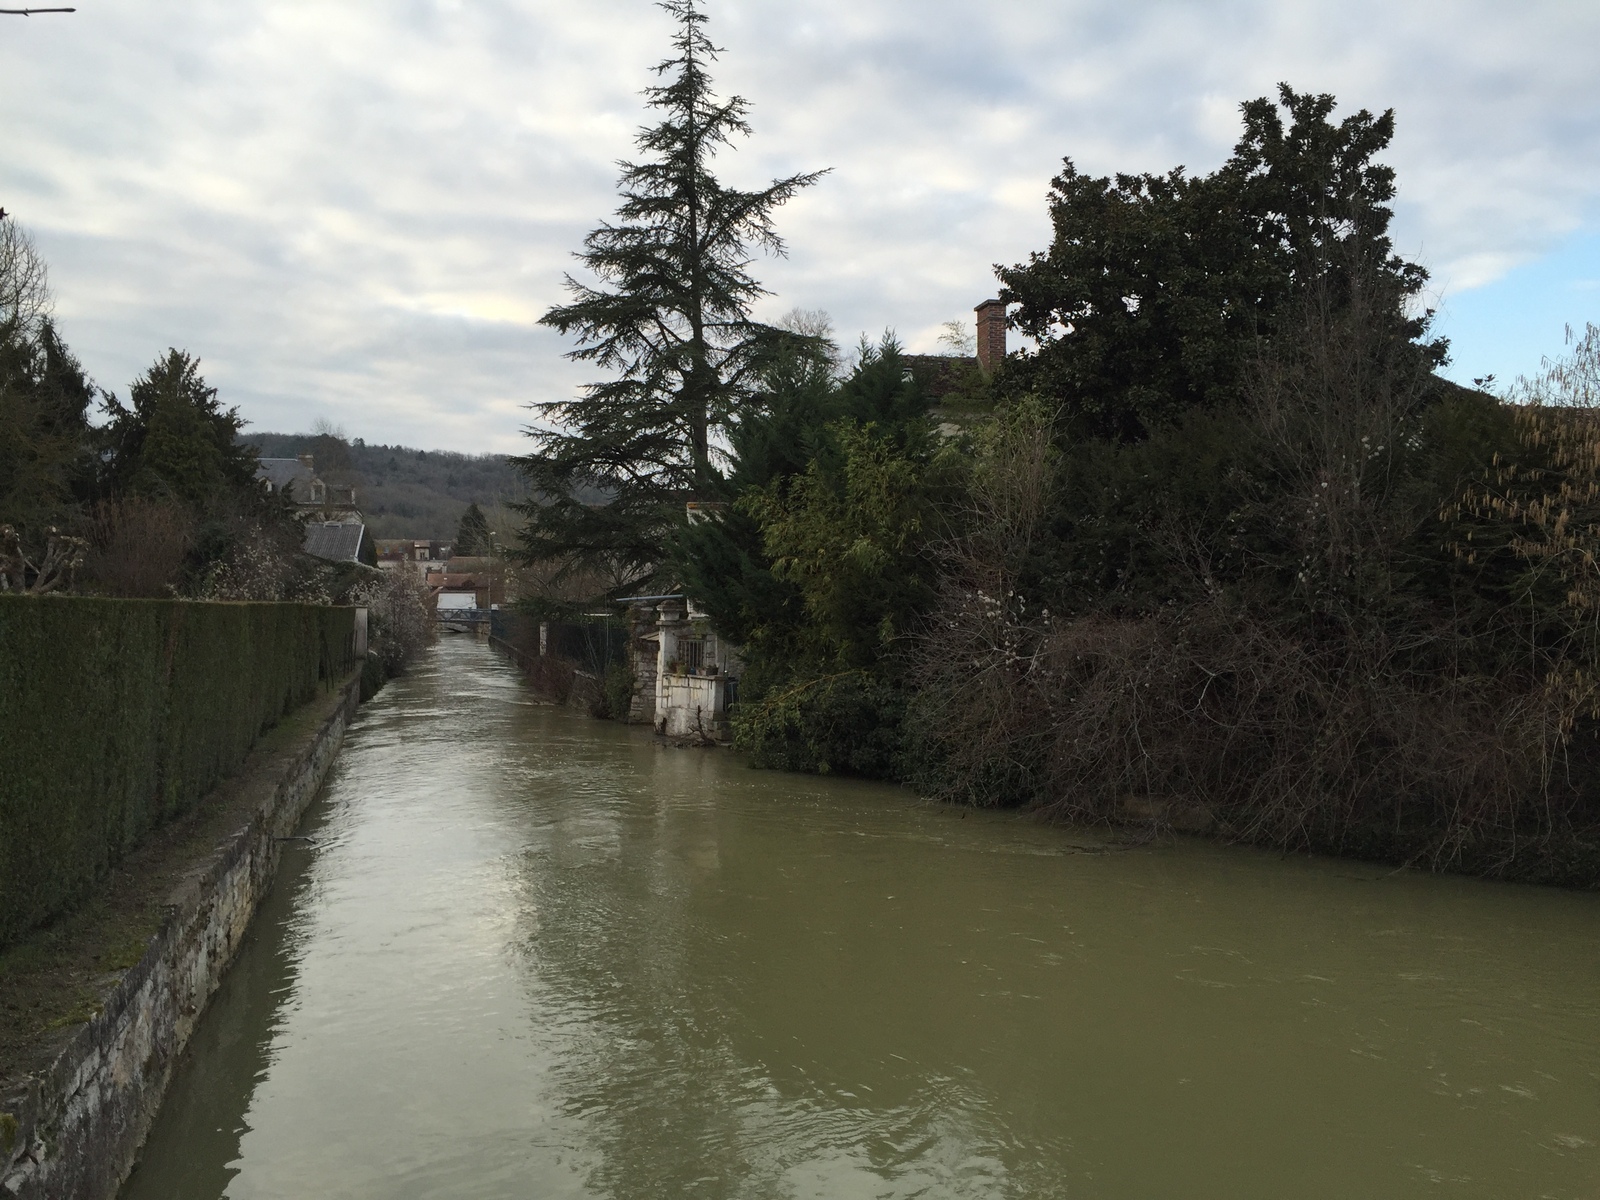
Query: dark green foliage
xmin=100 ymin=350 xmax=260 ymax=513
xmin=517 ymin=0 xmax=826 ymax=595
xmin=676 ymin=337 xmax=959 ymax=777
xmin=733 ymin=669 xmax=906 ymax=776
xmin=602 ymin=659 xmax=635 ymax=722
xmin=95 ymin=356 xmax=296 ymax=596
xmin=0 ymin=319 xmax=97 ymax=541
xmin=455 ymin=501 xmax=490 ymax=556
xmin=749 ymin=417 xmax=954 ymax=670
xmin=999 ymin=85 xmax=1444 ymax=442
xmin=360 ymin=650 xmax=388 ymax=702
xmin=668 ymin=335 xmax=838 ymax=654
xmin=747 ymin=339 xmax=957 ymax=672
xmin=0 ymin=596 xmax=357 ymax=949
xmin=905 ymin=292 xmax=1600 ymax=879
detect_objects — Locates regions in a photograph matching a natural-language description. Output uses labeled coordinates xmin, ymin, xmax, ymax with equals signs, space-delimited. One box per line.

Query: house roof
xmin=303 ymin=521 xmax=370 ymax=565
xmin=257 ymin=458 xmax=318 ymax=495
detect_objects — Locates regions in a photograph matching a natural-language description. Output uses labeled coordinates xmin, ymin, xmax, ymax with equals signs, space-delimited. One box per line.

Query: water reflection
xmin=118 ymin=844 xmax=313 ymax=1200
xmin=124 ymin=637 xmax=1600 ymax=1200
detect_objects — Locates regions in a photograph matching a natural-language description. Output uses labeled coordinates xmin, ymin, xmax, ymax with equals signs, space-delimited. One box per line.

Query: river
xmin=121 ymin=636 xmax=1600 ymax=1199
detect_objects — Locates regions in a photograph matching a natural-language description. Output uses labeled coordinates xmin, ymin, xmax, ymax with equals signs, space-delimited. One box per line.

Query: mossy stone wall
xmin=0 ymin=596 xmax=355 ymax=949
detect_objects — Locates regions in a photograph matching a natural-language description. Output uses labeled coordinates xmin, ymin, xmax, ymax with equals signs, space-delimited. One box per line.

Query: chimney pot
xmin=974 ymin=299 xmax=1007 ymax=373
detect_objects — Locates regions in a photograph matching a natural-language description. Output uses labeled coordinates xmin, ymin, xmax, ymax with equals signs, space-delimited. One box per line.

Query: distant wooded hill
xmin=243 ymin=433 xmax=528 ymax=540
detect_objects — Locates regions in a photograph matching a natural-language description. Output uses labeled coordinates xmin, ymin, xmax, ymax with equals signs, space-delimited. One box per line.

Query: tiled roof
xmin=302 ymin=522 xmax=368 ymax=564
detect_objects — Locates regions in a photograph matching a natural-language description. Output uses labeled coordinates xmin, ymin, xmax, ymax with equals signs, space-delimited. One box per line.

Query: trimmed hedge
xmin=0 ymin=596 xmax=356 ymax=949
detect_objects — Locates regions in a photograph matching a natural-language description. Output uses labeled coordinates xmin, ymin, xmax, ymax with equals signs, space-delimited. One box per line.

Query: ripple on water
xmin=121 ymin=639 xmax=1600 ymax=1200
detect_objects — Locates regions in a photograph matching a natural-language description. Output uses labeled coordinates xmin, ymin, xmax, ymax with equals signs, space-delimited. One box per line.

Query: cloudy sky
xmin=3 ymin=0 xmax=1597 ymax=454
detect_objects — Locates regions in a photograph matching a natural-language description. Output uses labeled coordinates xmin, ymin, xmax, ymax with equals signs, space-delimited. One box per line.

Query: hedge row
xmin=0 ymin=596 xmax=356 ymax=950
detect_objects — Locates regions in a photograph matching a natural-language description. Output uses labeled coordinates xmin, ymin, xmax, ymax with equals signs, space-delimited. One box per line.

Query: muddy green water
xmin=122 ymin=637 xmax=1600 ymax=1199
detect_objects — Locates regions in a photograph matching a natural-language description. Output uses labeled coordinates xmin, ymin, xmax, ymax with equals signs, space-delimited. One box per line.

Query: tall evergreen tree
xmin=100 ymin=349 xmax=258 ymax=513
xmin=0 ymin=215 xmax=96 ymax=540
xmin=516 ymin=0 xmax=826 ymax=596
xmin=0 ymin=319 xmax=96 ymax=538
xmin=455 ymin=501 xmax=490 ymax=557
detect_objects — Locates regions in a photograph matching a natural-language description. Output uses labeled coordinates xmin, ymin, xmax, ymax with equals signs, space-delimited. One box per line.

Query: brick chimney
xmin=297 ymin=454 xmax=315 ymax=470
xmin=974 ymin=299 xmax=1006 ymax=373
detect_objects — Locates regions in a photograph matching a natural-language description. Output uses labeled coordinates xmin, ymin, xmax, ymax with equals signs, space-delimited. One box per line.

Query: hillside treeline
xmin=0 ymin=215 xmax=432 ymax=680
xmin=244 ymin=431 xmax=530 ymax=540
xmin=673 ymin=89 xmax=1600 ymax=882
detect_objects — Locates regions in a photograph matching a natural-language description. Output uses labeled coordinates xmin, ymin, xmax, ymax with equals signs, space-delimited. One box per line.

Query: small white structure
xmin=437 ymin=591 xmax=477 ymax=611
xmin=649 ymin=597 xmax=740 ymax=740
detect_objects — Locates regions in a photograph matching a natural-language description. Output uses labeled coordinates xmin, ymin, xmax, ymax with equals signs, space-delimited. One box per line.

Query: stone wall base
xmin=0 ymin=675 xmax=362 ymax=1200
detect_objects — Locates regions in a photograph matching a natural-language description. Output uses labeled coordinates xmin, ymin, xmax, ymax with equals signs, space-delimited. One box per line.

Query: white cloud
xmin=2 ymin=0 xmax=1597 ymax=453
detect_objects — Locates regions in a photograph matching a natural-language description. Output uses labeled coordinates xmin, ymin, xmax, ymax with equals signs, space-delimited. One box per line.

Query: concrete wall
xmin=649 ymin=600 xmax=737 ymax=740
xmin=656 ymin=673 xmax=728 ymax=739
xmin=0 ymin=676 xmax=362 ymax=1200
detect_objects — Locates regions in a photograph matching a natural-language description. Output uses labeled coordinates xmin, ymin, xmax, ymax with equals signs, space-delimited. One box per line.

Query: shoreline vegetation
xmin=515 ymin=4 xmax=1600 ymax=887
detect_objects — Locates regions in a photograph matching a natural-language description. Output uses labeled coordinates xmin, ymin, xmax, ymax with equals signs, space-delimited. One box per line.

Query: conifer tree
xmin=99 ymin=350 xmax=258 ymax=513
xmin=455 ymin=501 xmax=490 ymax=557
xmin=517 ymin=0 xmax=826 ymax=596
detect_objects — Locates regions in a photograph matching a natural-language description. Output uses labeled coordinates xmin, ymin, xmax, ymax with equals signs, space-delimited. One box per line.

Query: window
xmin=679 ymin=638 xmax=705 ymax=672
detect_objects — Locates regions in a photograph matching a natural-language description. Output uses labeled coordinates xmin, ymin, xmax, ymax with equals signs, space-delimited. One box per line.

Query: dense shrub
xmin=907 ymin=308 xmax=1600 ymax=881
xmin=601 ymin=659 xmax=635 ymax=721
xmin=0 ymin=596 xmax=357 ymax=948
xmin=78 ymin=497 xmax=195 ymax=598
xmin=734 ymin=668 xmax=907 ymax=777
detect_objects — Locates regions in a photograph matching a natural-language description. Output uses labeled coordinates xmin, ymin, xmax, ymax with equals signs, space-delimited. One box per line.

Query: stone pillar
xmin=626 ymin=604 xmax=659 ymax=726
xmin=654 ymin=600 xmax=686 ymax=735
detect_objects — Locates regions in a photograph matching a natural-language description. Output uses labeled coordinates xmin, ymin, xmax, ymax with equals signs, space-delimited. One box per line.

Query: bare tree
xmin=907 ymin=396 xmax=1059 ymax=804
xmin=0 ymin=214 xmax=50 ymax=337
xmin=0 ymin=524 xmax=85 ymax=593
xmin=937 ymin=320 xmax=976 ymax=356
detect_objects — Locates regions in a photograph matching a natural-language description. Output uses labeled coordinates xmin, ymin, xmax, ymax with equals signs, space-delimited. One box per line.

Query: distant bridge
xmin=437 ymin=608 xmax=492 ymax=635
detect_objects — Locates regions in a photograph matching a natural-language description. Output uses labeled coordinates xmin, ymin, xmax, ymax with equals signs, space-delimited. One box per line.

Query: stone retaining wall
xmin=0 ymin=675 xmax=362 ymax=1200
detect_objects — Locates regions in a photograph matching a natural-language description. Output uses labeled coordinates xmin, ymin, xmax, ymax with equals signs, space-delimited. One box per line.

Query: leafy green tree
xmin=455 ymin=501 xmax=490 ymax=556
xmin=674 ymin=336 xmax=958 ymax=776
xmin=668 ymin=335 xmax=836 ymax=657
xmin=675 ymin=335 xmax=936 ymax=664
xmin=749 ymin=418 xmax=952 ymax=672
xmin=517 ymin=0 xmax=826 ymax=596
xmin=999 ymin=85 xmax=1444 ymax=442
xmin=100 ymin=349 xmax=259 ymax=512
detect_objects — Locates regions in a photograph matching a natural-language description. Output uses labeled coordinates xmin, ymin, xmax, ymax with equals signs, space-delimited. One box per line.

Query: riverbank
xmin=0 ymin=671 xmax=361 ymax=1200
xmin=120 ymin=638 xmax=1600 ymax=1199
